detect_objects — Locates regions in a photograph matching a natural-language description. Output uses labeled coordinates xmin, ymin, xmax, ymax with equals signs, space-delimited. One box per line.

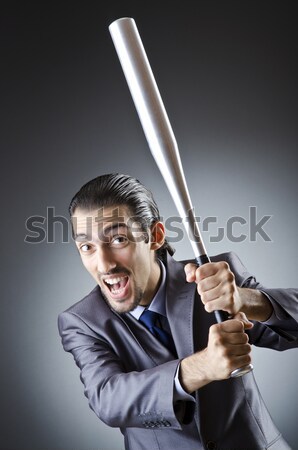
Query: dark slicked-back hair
xmin=69 ymin=173 xmax=174 ymax=262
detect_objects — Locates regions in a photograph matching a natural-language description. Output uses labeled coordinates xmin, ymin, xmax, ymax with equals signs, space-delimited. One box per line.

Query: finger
xmin=203 ymin=298 xmax=225 ymax=314
xmin=219 ymin=319 xmax=245 ymax=333
xmin=197 ymin=274 xmax=221 ymax=296
xmin=202 ymin=291 xmax=239 ymax=315
xmin=231 ymin=354 xmax=252 ymax=370
xmin=222 ymin=332 xmax=249 ymax=345
xmin=200 ymin=281 xmax=227 ymax=307
xmin=195 ymin=262 xmax=219 ymax=282
xmin=223 ymin=343 xmax=251 ymax=357
xmin=202 ymin=290 xmax=237 ymax=314
xmin=233 ymin=343 xmax=251 ymax=356
xmin=198 ymin=261 xmax=232 ymax=281
xmin=185 ymin=261 xmax=227 ymax=283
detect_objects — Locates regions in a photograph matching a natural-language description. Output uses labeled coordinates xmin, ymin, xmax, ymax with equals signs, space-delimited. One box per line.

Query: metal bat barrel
xmin=109 ymin=17 xmax=207 ymax=259
xmin=109 ymin=17 xmax=253 ymax=377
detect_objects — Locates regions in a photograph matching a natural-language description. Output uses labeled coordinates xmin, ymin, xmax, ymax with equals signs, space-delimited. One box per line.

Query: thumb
xmin=233 ymin=311 xmax=254 ymax=330
xmin=184 ymin=263 xmax=197 ymax=282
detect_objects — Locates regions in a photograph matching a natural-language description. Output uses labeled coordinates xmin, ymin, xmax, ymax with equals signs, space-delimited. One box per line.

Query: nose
xmin=96 ymin=246 xmax=117 ymax=275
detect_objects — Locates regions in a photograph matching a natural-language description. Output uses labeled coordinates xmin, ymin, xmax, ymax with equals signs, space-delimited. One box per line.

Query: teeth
xmin=105 ymin=276 xmax=127 ymax=285
xmin=110 ymin=288 xmax=124 ymax=294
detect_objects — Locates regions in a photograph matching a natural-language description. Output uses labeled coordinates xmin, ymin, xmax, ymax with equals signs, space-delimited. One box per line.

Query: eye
xmin=110 ymin=235 xmax=128 ymax=247
xmin=79 ymin=243 xmax=92 ymax=253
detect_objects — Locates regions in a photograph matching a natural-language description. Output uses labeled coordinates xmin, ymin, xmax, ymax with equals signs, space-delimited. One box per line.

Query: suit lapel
xmin=120 ymin=311 xmax=176 ymax=366
xmin=165 ymin=255 xmax=197 ymax=358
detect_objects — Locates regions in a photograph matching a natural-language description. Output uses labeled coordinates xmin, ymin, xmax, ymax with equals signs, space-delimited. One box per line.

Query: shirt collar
xmin=129 ymin=260 xmax=167 ymax=320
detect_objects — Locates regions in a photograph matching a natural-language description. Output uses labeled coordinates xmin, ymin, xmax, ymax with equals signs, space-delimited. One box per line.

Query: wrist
xmin=239 ymin=288 xmax=273 ymax=322
xmin=179 ymin=351 xmax=212 ymax=394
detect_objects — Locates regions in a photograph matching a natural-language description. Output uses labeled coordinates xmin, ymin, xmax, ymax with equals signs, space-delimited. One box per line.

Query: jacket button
xmin=161 ymin=420 xmax=171 ymax=427
xmin=206 ymin=441 xmax=217 ymax=450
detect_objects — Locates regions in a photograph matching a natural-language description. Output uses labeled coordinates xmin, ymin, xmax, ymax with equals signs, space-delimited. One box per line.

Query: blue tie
xmin=139 ymin=309 xmax=177 ymax=356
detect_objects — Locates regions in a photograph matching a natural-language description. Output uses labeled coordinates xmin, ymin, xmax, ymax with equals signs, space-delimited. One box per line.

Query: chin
xmin=112 ymin=301 xmax=137 ymax=314
xmin=103 ymin=295 xmax=137 ymax=314
xmin=100 ymin=285 xmax=143 ymax=314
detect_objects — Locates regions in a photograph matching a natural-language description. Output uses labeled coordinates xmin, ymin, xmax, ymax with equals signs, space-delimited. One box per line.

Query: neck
xmin=140 ymin=260 xmax=162 ymax=306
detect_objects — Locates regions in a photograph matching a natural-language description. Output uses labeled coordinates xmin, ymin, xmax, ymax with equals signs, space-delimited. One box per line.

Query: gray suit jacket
xmin=58 ymin=252 xmax=298 ymax=450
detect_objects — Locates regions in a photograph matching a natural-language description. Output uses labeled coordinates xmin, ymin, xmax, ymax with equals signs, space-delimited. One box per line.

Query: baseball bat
xmin=109 ymin=17 xmax=253 ymax=377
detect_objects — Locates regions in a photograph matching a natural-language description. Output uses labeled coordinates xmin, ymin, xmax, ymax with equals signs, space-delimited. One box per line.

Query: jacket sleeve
xmin=58 ymin=311 xmax=194 ymax=429
xmin=226 ymin=252 xmax=298 ymax=348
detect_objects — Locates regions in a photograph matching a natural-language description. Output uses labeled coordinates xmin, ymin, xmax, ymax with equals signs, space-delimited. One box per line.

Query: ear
xmin=150 ymin=222 xmax=165 ymax=250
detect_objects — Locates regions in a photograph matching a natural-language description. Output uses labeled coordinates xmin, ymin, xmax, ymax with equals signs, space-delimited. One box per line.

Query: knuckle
xmin=197 ymin=279 xmax=205 ymax=292
xmin=196 ymin=266 xmax=207 ymax=281
xmin=209 ymin=324 xmax=221 ymax=338
xmin=246 ymin=343 xmax=252 ymax=353
xmin=235 ymin=320 xmax=245 ymax=332
xmin=199 ymin=289 xmax=207 ymax=303
xmin=184 ymin=263 xmax=196 ymax=275
xmin=237 ymin=311 xmax=247 ymax=322
xmin=204 ymin=303 xmax=211 ymax=313
xmin=209 ymin=323 xmax=218 ymax=333
xmin=227 ymin=270 xmax=235 ymax=282
xmin=219 ymin=261 xmax=230 ymax=271
xmin=224 ymin=294 xmax=234 ymax=309
xmin=229 ymin=319 xmax=243 ymax=331
xmin=224 ymin=359 xmax=234 ymax=373
xmin=242 ymin=334 xmax=249 ymax=344
xmin=245 ymin=354 xmax=252 ymax=364
xmin=227 ymin=282 xmax=235 ymax=294
xmin=214 ymin=336 xmax=224 ymax=347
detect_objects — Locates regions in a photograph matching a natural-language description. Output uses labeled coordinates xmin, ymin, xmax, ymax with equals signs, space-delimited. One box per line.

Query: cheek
xmin=134 ymin=249 xmax=152 ymax=274
xmin=117 ymin=247 xmax=137 ymax=264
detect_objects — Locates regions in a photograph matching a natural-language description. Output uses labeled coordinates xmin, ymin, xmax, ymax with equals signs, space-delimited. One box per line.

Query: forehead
xmin=72 ymin=205 xmax=138 ymax=237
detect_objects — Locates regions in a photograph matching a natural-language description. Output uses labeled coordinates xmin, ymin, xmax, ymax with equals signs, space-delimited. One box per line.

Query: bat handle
xmin=195 ymin=254 xmax=253 ymax=378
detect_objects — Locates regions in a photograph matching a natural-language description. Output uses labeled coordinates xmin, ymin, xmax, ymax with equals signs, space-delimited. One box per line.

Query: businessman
xmin=58 ymin=173 xmax=298 ymax=450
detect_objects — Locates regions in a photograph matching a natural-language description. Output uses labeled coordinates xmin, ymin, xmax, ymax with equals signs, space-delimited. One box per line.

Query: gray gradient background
xmin=1 ymin=1 xmax=297 ymax=449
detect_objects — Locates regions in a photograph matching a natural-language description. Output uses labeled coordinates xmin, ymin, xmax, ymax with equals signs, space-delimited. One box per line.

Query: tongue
xmin=112 ymin=278 xmax=127 ymax=291
xmin=113 ymin=282 xmax=121 ymax=290
xmin=119 ymin=277 xmax=127 ymax=288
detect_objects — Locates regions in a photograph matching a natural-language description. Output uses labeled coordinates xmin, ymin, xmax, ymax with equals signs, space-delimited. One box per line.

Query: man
xmin=58 ymin=173 xmax=298 ymax=450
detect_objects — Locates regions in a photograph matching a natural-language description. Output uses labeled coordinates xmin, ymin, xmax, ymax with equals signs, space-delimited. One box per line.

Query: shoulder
xmin=61 ymin=285 xmax=103 ymax=314
xmin=58 ymin=285 xmax=114 ymax=330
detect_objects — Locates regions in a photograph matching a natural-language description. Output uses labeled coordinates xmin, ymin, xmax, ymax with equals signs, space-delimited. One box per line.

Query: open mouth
xmin=104 ymin=276 xmax=129 ymax=296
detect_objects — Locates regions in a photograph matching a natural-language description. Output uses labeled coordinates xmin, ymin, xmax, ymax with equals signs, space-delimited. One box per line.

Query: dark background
xmin=1 ymin=1 xmax=297 ymax=449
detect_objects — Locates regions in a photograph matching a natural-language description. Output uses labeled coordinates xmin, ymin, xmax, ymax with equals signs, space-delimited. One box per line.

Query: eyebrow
xmin=73 ymin=223 xmax=128 ymax=241
xmin=74 ymin=233 xmax=89 ymax=240
xmin=102 ymin=223 xmax=128 ymax=236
